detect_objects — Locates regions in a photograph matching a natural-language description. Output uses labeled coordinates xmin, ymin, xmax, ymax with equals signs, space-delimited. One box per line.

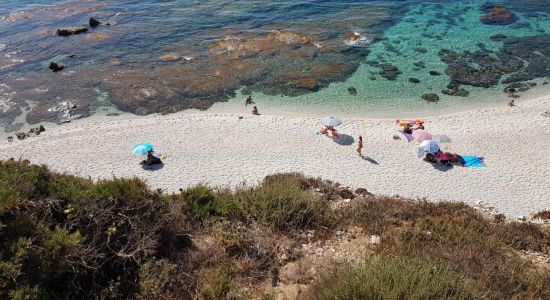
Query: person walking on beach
xmin=356 ymin=135 xmax=363 ymax=156
xmin=245 ymin=95 xmax=254 ymax=106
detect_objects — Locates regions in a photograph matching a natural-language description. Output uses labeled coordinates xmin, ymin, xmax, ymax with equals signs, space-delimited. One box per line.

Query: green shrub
xmin=179 ymin=186 xmax=235 ymax=220
xmin=232 ymin=174 xmax=332 ymax=232
xmin=309 ymin=255 xmax=480 ymax=300
xmin=199 ymin=267 xmax=232 ymax=300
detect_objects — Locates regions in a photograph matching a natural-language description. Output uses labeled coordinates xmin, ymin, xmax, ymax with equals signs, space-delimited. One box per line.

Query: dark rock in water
xmin=490 ymin=33 xmax=508 ymax=42
xmin=409 ymin=77 xmax=420 ymax=83
xmin=15 ymin=132 xmax=27 ymax=140
xmin=89 ymin=17 xmax=101 ymax=28
xmin=56 ymin=27 xmax=88 ymax=36
xmin=49 ymin=62 xmax=64 ymax=72
xmin=429 ymin=70 xmax=442 ymax=76
xmin=422 ymin=93 xmax=440 ymax=102
xmin=442 ymin=88 xmax=469 ymax=97
xmin=413 ymin=61 xmax=426 ymax=68
xmin=378 ymin=63 xmax=402 ymax=80
xmin=414 ymin=47 xmax=428 ymax=54
xmin=480 ymin=6 xmax=517 ymax=25
xmin=347 ymin=87 xmax=357 ymax=96
xmin=543 ymin=81 xmax=549 ymax=85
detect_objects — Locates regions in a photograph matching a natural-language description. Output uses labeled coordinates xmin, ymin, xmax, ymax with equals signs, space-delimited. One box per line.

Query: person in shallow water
xmin=245 ymin=95 xmax=255 ymax=106
xmin=506 ymin=88 xmax=516 ymax=97
xmin=252 ymin=106 xmax=260 ymax=115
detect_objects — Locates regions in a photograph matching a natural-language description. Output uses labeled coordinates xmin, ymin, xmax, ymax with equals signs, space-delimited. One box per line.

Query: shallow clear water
xmin=0 ymin=0 xmax=549 ymax=127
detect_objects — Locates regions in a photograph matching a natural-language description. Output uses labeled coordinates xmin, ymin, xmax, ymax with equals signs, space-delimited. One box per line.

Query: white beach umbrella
xmin=322 ymin=116 xmax=342 ymax=127
xmin=433 ymin=134 xmax=451 ymax=143
xmin=419 ymin=140 xmax=440 ymax=155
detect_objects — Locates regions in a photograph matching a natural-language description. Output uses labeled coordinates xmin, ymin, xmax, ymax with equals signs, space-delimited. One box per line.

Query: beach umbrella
xmin=322 ymin=116 xmax=342 ymax=127
xmin=412 ymin=129 xmax=433 ymax=142
xmin=132 ymin=143 xmax=153 ymax=155
xmin=433 ymin=134 xmax=451 ymax=143
xmin=419 ymin=140 xmax=440 ymax=154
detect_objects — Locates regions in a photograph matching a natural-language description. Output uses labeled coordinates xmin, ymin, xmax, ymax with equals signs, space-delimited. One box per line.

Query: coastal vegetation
xmin=1 ymin=160 xmax=549 ymax=299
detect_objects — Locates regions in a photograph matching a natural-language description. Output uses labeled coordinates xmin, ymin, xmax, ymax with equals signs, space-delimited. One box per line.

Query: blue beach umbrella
xmin=132 ymin=143 xmax=153 ymax=155
xmin=418 ymin=140 xmax=440 ymax=157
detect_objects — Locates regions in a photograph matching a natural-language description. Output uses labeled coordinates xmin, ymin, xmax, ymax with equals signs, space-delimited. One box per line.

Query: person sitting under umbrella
xmin=143 ymin=149 xmax=162 ymax=166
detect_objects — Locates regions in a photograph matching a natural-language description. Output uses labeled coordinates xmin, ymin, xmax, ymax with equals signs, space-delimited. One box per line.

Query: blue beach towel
xmin=462 ymin=156 xmax=485 ymax=168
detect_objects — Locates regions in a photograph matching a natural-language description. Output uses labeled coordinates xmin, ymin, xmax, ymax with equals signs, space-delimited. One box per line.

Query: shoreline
xmin=1 ymin=95 xmax=549 ymax=217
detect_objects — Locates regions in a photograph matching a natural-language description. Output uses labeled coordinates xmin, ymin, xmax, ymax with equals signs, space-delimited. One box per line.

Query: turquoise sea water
xmin=0 ymin=0 xmax=549 ymax=127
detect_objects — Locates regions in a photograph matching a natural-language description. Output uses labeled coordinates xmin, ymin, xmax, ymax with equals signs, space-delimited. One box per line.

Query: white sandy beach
xmin=1 ymin=97 xmax=549 ymax=217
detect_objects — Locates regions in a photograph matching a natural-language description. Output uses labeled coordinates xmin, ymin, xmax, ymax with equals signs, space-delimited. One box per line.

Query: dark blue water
xmin=1 ymin=0 xmax=549 ymax=127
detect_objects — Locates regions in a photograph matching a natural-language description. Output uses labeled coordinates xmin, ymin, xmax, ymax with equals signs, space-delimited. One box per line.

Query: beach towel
xmin=462 ymin=156 xmax=485 ymax=168
xmin=398 ymin=130 xmax=414 ymax=142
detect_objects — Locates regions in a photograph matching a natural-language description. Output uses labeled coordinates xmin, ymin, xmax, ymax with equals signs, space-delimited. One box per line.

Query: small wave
xmin=0 ymin=43 xmax=5 ymax=51
xmin=344 ymin=32 xmax=372 ymax=47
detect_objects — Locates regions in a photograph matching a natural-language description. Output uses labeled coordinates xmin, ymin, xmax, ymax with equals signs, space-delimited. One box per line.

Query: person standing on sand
xmin=357 ymin=136 xmax=363 ymax=156
xmin=508 ymin=99 xmax=515 ymax=107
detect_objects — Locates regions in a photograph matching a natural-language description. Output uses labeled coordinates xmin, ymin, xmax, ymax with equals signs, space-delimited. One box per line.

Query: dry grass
xmin=1 ymin=161 xmax=549 ymax=299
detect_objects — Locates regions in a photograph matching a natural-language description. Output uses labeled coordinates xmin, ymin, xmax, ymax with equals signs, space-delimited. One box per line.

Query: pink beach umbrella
xmin=412 ymin=129 xmax=432 ymax=142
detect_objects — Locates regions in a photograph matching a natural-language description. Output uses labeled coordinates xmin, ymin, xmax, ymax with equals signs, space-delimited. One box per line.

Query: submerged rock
xmin=294 ymin=78 xmax=319 ymax=91
xmin=490 ymin=33 xmax=508 ymax=42
xmin=56 ymin=27 xmax=88 ymax=36
xmin=378 ymin=63 xmax=402 ymax=80
xmin=442 ymin=88 xmax=469 ymax=97
xmin=422 ymin=93 xmax=440 ymax=102
xmin=429 ymin=70 xmax=442 ymax=76
xmin=414 ymin=47 xmax=428 ymax=54
xmin=347 ymin=87 xmax=357 ymax=95
xmin=480 ymin=6 xmax=517 ymax=25
xmin=409 ymin=77 xmax=420 ymax=83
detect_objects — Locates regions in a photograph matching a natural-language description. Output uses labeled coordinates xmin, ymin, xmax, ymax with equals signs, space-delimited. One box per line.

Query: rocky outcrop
xmin=422 ymin=93 xmax=440 ymax=102
xmin=49 ymin=62 xmax=64 ymax=72
xmin=56 ymin=27 xmax=88 ymax=36
xmin=429 ymin=70 xmax=441 ymax=76
xmin=89 ymin=17 xmax=101 ymax=28
xmin=294 ymin=78 xmax=319 ymax=91
xmin=480 ymin=5 xmax=517 ymax=25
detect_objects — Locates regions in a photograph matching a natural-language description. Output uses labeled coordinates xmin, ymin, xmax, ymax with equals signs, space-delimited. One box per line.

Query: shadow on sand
xmin=332 ymin=134 xmax=354 ymax=146
xmin=361 ymin=155 xmax=379 ymax=165
xmin=142 ymin=162 xmax=165 ymax=171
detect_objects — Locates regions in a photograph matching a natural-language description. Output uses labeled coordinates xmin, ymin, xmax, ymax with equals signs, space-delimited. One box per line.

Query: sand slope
xmin=1 ymin=97 xmax=549 ymax=216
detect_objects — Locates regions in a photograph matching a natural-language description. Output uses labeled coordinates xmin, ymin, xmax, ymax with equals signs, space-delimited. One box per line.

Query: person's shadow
xmin=430 ymin=162 xmax=453 ymax=172
xmin=332 ymin=134 xmax=354 ymax=146
xmin=361 ymin=155 xmax=379 ymax=165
